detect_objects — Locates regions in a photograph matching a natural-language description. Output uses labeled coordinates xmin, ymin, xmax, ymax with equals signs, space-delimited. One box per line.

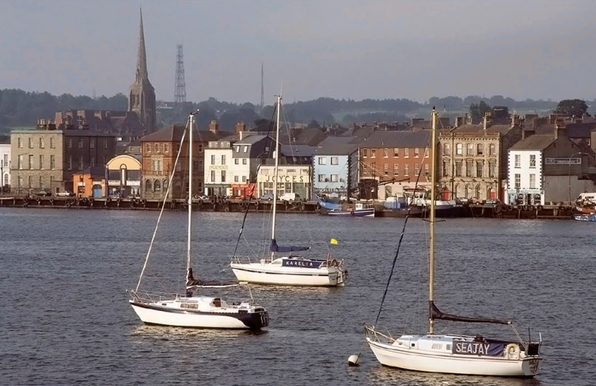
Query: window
xmin=234 ymin=176 xmax=239 ymax=182
xmin=90 ymin=139 xmax=95 ymax=149
xmin=90 ymin=156 xmax=95 ymax=167
xmin=145 ymin=180 xmax=152 ymax=192
xmin=414 ymin=163 xmax=419 ymax=177
xmin=515 ymin=154 xmax=521 ymax=168
xmin=243 ymin=146 xmax=248 ymax=152
xmin=414 ymin=148 xmax=420 ymax=158
xmin=235 ymin=145 xmax=240 ymax=152
xmin=393 ymin=148 xmax=399 ymax=157
xmin=455 ymin=161 xmax=462 ymax=177
xmin=467 ymin=143 xmax=474 ymax=156
xmin=489 ymin=144 xmax=496 ymax=156
xmin=50 ymin=137 xmax=55 ymax=149
xmin=78 ymin=138 xmax=83 ymax=149
xmin=234 ymin=159 xmax=239 ymax=165
xmin=68 ymin=139 xmax=72 ymax=148
xmin=443 ymin=144 xmax=450 ymax=156
xmin=221 ymin=170 xmax=226 ymax=183
xmin=383 ymin=148 xmax=388 ymax=158
xmin=242 ymin=159 xmax=247 ymax=165
xmin=371 ymin=149 xmax=376 ymax=158
xmin=331 ymin=174 xmax=338 ymax=182
xmin=318 ymin=174 xmax=326 ymax=182
xmin=18 ymin=155 xmax=23 ymax=169
xmin=318 ymin=157 xmax=327 ymax=165
xmin=221 ymin=155 xmax=226 ymax=164
xmin=489 ymin=160 xmax=496 ymax=178
xmin=529 ymin=174 xmax=536 ymax=189
xmin=39 ymin=155 xmax=44 ymax=170
xmin=242 ymin=176 xmax=247 ymax=182
xmin=28 ymin=155 xmax=33 ymax=169
xmin=211 ymin=155 xmax=215 ymax=165
xmin=40 ymin=138 xmax=45 ymax=148
xmin=476 ymin=160 xmax=483 ymax=178
xmin=456 ymin=143 xmax=463 ymax=155
xmin=103 ymin=139 xmax=108 ymax=149
xmin=515 ymin=174 xmax=521 ymax=189
xmin=331 ymin=157 xmax=338 ymax=165
xmin=393 ymin=164 xmax=399 ymax=175
xmin=50 ymin=155 xmax=55 ymax=170
xmin=154 ymin=180 xmax=161 ymax=192
xmin=146 ymin=144 xmax=151 ymax=152
xmin=477 ymin=144 xmax=483 ymax=155
xmin=363 ymin=149 xmax=368 ymax=158
xmin=404 ymin=148 xmax=409 ymax=158
xmin=17 ymin=137 xmax=22 ymax=148
xmin=443 ymin=161 xmax=449 ymax=177
xmin=382 ymin=163 xmax=388 ymax=175
xmin=164 ymin=144 xmax=168 ymax=153
xmin=28 ymin=138 xmax=33 ymax=148
xmin=466 ymin=160 xmax=473 ymax=177
xmin=211 ymin=170 xmax=215 ymax=182
xmin=68 ymin=156 xmax=72 ymax=170
xmin=404 ymin=164 xmax=409 ymax=176
xmin=79 ymin=156 xmax=84 ymax=170
xmin=530 ymin=154 xmax=536 ymax=168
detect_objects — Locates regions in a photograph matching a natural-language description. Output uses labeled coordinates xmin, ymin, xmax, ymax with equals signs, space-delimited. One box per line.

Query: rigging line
xmin=232 ymin=183 xmax=257 ymax=259
xmin=373 ymin=134 xmax=431 ymax=326
xmin=135 ymin=121 xmax=189 ymax=292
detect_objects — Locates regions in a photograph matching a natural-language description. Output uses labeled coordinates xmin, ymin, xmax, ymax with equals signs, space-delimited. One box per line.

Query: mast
xmin=270 ymin=95 xmax=281 ymax=261
xmin=187 ymin=113 xmax=194 ymax=274
xmin=429 ymin=107 xmax=438 ymax=334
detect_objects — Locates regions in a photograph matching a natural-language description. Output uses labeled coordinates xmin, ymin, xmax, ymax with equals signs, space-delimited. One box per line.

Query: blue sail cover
xmin=269 ymin=239 xmax=310 ymax=253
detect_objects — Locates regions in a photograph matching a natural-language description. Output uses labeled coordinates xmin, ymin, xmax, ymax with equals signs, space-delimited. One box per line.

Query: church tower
xmin=129 ymin=8 xmax=156 ymax=133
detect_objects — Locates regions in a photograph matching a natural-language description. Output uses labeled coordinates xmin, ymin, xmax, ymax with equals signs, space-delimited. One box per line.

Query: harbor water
xmin=0 ymin=208 xmax=594 ymax=385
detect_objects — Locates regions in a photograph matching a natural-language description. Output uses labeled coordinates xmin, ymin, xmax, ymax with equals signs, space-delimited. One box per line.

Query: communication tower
xmin=174 ymin=44 xmax=187 ymax=119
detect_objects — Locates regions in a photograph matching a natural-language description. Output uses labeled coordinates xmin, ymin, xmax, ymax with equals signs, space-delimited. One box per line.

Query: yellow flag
xmin=330 ymin=238 xmax=338 ymax=245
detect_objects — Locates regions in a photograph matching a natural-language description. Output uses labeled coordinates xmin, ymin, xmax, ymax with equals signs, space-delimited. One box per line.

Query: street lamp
xmin=568 ymin=151 xmax=583 ymax=204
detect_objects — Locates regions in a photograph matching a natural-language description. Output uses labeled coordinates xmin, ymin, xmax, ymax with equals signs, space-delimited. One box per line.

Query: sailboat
xmin=230 ymin=95 xmax=348 ymax=287
xmin=128 ymin=112 xmax=269 ymax=329
xmin=364 ymin=108 xmax=542 ymax=376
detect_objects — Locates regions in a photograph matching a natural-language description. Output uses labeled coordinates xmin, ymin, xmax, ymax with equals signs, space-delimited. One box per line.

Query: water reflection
xmin=367 ymin=365 xmax=543 ymax=386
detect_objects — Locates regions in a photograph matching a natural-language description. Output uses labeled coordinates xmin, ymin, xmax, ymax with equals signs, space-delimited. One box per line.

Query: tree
xmin=553 ymin=99 xmax=589 ymax=118
xmin=469 ymin=101 xmax=491 ymax=123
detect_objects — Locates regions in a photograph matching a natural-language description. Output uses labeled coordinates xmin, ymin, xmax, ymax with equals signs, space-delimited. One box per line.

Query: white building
xmin=204 ymin=138 xmax=234 ymax=196
xmin=0 ymin=143 xmax=10 ymax=192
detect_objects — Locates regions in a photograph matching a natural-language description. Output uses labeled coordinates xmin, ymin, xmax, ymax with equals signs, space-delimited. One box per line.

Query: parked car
xmin=279 ymin=192 xmax=301 ymax=201
xmin=33 ymin=189 xmax=52 ymax=197
xmin=56 ymin=191 xmax=74 ymax=197
xmin=260 ymin=192 xmax=274 ymax=201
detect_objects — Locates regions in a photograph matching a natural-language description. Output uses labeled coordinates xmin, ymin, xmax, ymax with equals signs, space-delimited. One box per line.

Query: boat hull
xmin=129 ymin=301 xmax=268 ymax=330
xmin=574 ymin=213 xmax=596 ymax=221
xmin=323 ymin=208 xmax=375 ymax=217
xmin=367 ymin=338 xmax=540 ymax=377
xmin=230 ymin=262 xmax=345 ymax=286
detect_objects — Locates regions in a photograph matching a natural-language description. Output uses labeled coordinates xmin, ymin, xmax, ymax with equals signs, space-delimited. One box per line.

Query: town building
xmin=0 ymin=140 xmax=11 ymax=192
xmin=106 ymin=154 xmax=142 ymax=198
xmin=73 ymin=166 xmax=106 ymax=198
xmin=506 ymin=120 xmax=594 ymax=205
xmin=10 ymin=120 xmax=116 ymax=195
xmin=312 ymin=136 xmax=358 ymax=199
xmin=357 ymin=130 xmax=432 ymax=200
xmin=439 ymin=115 xmax=523 ymax=201
xmin=129 ymin=9 xmax=156 ymax=133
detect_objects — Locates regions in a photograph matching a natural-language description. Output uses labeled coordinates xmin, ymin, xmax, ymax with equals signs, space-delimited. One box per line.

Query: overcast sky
xmin=1 ymin=0 xmax=594 ymax=104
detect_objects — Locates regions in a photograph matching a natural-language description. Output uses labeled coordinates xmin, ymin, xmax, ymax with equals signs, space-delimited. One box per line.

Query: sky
xmin=1 ymin=0 xmax=595 ymax=105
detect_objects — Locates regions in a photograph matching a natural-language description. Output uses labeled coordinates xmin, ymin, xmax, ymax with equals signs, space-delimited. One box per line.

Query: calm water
xmin=0 ymin=208 xmax=594 ymax=385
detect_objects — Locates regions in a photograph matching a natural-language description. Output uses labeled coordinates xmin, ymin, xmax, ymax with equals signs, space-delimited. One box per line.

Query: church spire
xmin=129 ymin=7 xmax=156 ymax=133
xmin=136 ymin=7 xmax=148 ymax=81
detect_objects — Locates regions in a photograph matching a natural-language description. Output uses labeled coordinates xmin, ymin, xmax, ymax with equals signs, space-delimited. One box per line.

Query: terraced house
xmin=438 ymin=115 xmax=523 ymax=201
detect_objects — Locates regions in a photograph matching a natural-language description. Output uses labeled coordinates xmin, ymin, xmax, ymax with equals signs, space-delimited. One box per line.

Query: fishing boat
xmin=230 ymin=96 xmax=348 ymax=287
xmin=128 ymin=112 xmax=269 ymax=329
xmin=319 ymin=200 xmax=376 ymax=217
xmin=364 ymin=108 xmax=542 ymax=376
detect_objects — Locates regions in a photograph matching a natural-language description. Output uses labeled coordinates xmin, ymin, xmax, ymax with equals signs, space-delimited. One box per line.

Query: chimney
xmin=511 ymin=114 xmax=520 ymax=127
xmin=522 ymin=130 xmax=535 ymax=140
xmin=455 ymin=116 xmax=464 ymax=128
xmin=554 ymin=119 xmax=566 ymax=139
xmin=483 ymin=112 xmax=491 ymax=132
xmin=209 ymin=120 xmax=219 ymax=134
xmin=236 ymin=121 xmax=246 ymax=135
xmin=549 ymin=114 xmax=557 ymax=124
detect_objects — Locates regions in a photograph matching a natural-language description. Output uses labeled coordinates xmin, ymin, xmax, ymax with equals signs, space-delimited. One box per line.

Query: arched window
xmin=464 ymin=184 xmax=470 ymax=198
xmin=443 ymin=143 xmax=450 ymax=156
xmin=145 ymin=179 xmax=152 ymax=192
xmin=488 ymin=159 xmax=497 ymax=178
xmin=489 ymin=144 xmax=496 ymax=156
xmin=163 ymin=179 xmax=168 ymax=191
xmin=120 ymin=164 xmax=128 ymax=185
xmin=477 ymin=144 xmax=484 ymax=155
xmin=454 ymin=184 xmax=460 ymax=198
xmin=475 ymin=184 xmax=481 ymax=199
xmin=154 ymin=179 xmax=161 ymax=192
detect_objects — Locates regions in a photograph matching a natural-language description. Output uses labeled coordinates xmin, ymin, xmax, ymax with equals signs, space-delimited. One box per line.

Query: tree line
xmin=0 ymin=88 xmax=591 ymax=133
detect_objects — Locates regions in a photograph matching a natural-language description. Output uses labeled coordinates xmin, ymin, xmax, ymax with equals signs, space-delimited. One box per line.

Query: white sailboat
xmin=129 ymin=112 xmax=269 ymax=329
xmin=230 ymin=95 xmax=347 ymax=287
xmin=364 ymin=108 xmax=542 ymax=376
